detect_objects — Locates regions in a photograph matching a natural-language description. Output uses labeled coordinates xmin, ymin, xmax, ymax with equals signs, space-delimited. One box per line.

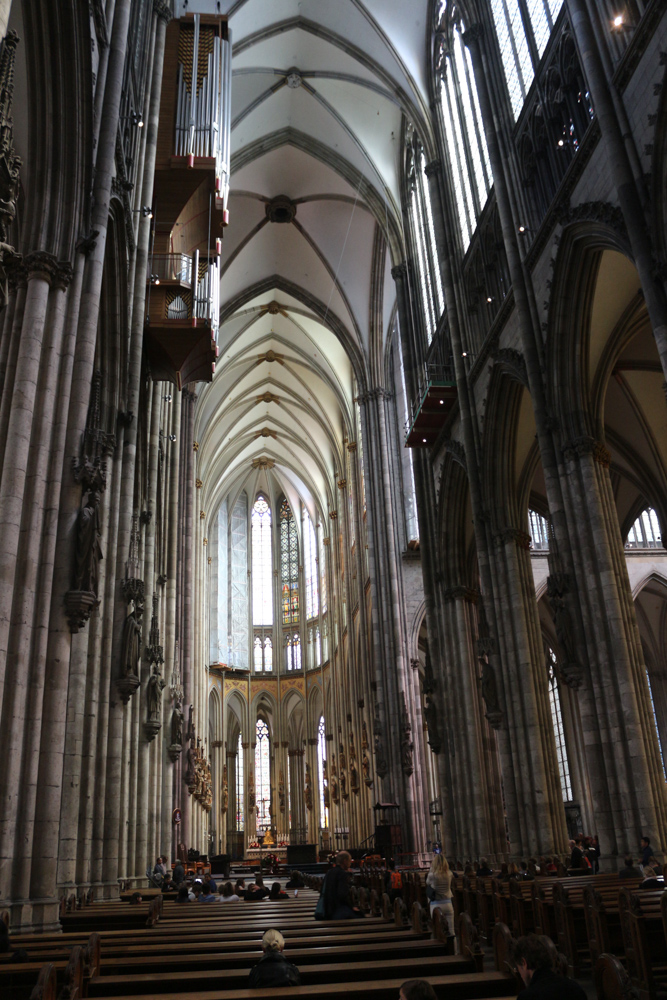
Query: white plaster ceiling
xmin=194 ymin=0 xmax=430 ymax=520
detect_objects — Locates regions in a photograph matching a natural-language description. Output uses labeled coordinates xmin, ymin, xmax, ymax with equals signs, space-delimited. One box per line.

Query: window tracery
xmin=626 ymin=508 xmax=662 ymax=549
xmin=529 ymin=509 xmax=550 ymax=550
xmin=285 ymin=632 xmax=301 ymax=671
xmin=304 ymin=512 xmax=319 ymax=620
xmin=646 ymin=669 xmax=667 ymax=782
xmin=407 ymin=136 xmax=444 ymax=341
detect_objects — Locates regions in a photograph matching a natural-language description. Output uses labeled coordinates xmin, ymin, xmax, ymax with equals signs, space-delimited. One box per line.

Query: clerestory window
xmin=547 ymin=646 xmax=572 ymax=802
xmin=626 ymin=508 xmax=662 ymax=549
xmin=489 ymin=0 xmax=564 ymax=120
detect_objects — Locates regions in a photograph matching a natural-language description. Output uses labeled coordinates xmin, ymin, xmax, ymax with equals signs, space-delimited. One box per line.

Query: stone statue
xmin=185 ymin=743 xmax=196 ymax=789
xmin=340 ymin=770 xmax=348 ymax=799
xmin=424 ymin=696 xmax=442 ymax=754
xmin=400 ymin=693 xmax=414 ymax=776
xmin=332 ymin=776 xmax=339 ymax=805
xmin=350 ymin=759 xmax=359 ymax=794
xmin=147 ymin=667 xmax=165 ymax=723
xmin=121 ymin=611 xmax=141 ymax=678
xmin=361 ymin=720 xmax=369 ymax=750
xmin=279 ymin=769 xmax=285 ymax=813
xmin=373 ymin=702 xmax=388 ymax=779
xmin=323 ymin=782 xmax=330 ymax=809
xmin=480 ymin=657 xmax=503 ymax=728
xmin=171 ymin=697 xmax=184 ymax=746
xmin=222 ymin=764 xmax=228 ymax=813
xmin=362 ymin=749 xmax=373 ymax=787
xmin=304 ymin=762 xmax=313 ymax=811
xmin=248 ymin=769 xmax=256 ymax=810
xmin=74 ymin=484 xmax=103 ymax=594
xmin=339 ymin=742 xmax=347 ymax=772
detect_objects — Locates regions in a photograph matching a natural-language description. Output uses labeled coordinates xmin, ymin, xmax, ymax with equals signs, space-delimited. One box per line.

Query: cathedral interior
xmin=1 ymin=0 xmax=667 ymax=935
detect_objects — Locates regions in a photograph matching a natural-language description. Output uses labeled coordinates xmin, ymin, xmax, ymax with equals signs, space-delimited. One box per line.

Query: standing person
xmin=568 ymin=839 xmax=583 ymax=869
xmin=320 ymin=851 xmax=361 ymax=919
xmin=248 ymin=929 xmax=301 ymax=987
xmin=513 ymin=935 xmax=587 ymax=998
xmin=425 ymin=854 xmax=454 ymax=938
xmin=172 ymin=861 xmax=185 ymax=885
xmin=640 ymin=837 xmax=652 ymax=867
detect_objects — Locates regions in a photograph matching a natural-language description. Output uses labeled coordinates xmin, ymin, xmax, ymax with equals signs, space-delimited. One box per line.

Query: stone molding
xmin=153 ymin=0 xmax=173 ymax=22
xmin=442 ymin=585 xmax=479 ymax=604
xmin=390 ymin=262 xmax=407 ymax=281
xmin=556 ymin=200 xmax=628 ymax=242
xmin=424 ymin=158 xmax=442 ymax=179
xmin=494 ymin=527 xmax=532 ymax=550
xmin=24 ymin=251 xmax=73 ymax=289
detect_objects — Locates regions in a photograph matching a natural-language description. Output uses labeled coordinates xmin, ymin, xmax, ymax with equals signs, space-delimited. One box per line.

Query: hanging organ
xmin=146 ymin=13 xmax=232 ymax=388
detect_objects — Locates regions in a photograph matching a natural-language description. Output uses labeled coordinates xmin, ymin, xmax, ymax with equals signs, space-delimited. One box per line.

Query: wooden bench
xmin=618 ymin=887 xmax=667 ymax=1000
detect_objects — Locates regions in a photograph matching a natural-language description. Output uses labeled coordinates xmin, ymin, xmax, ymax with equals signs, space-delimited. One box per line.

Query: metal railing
xmin=152 ymin=253 xmax=192 ymax=285
xmin=407 ymin=361 xmax=456 ymax=428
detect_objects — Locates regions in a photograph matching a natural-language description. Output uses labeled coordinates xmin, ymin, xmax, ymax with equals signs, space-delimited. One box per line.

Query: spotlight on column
xmin=169 ymin=434 xmax=177 ymax=442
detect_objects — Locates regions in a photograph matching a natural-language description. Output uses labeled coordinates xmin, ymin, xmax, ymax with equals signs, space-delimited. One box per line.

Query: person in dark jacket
xmin=513 ymin=935 xmax=587 ymax=998
xmin=475 ymin=858 xmax=493 ymax=877
xmin=248 ymin=929 xmax=301 ymax=988
xmin=245 ymin=874 xmax=270 ymax=900
xmin=619 ymin=855 xmax=642 ymax=879
xmin=321 ymin=850 xmax=361 ymax=919
xmin=640 ymin=836 xmax=652 ymax=867
xmin=172 ymin=862 xmax=185 ymax=885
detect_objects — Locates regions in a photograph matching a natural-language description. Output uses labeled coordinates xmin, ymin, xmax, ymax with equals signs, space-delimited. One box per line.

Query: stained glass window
xmin=320 ymin=525 xmax=328 ymax=615
xmin=304 ymin=512 xmax=319 ymax=620
xmin=285 ymin=633 xmax=301 ymax=671
xmin=264 ymin=636 xmax=272 ymax=672
xmin=626 ymin=508 xmax=662 ymax=549
xmin=280 ymin=499 xmax=299 ymax=625
xmin=547 ymin=647 xmax=572 ymax=802
xmin=255 ymin=719 xmax=271 ymax=833
xmin=236 ymin=732 xmax=244 ymax=831
xmin=317 ymin=715 xmax=328 ymax=828
xmin=253 ymin=636 xmax=263 ymax=673
xmin=252 ymin=495 xmax=273 ymax=626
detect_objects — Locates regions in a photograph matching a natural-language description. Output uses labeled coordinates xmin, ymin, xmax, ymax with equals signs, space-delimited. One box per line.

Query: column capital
xmin=153 ymin=0 xmax=173 ymax=22
xmin=24 ymin=251 xmax=73 ymax=289
xmin=391 ymin=261 xmax=408 ymax=281
xmin=424 ymin=159 xmax=442 ymax=179
xmin=561 ymin=435 xmax=610 ymax=468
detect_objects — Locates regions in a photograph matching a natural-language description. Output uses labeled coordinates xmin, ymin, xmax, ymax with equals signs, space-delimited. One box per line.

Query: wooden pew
xmin=618 ymin=887 xmax=667 ymax=1000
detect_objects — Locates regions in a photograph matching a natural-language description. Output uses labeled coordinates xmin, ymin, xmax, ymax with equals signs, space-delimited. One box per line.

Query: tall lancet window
xmin=285 ymin=633 xmax=301 ymax=671
xmin=236 ymin=733 xmax=244 ymax=831
xmin=547 ymin=647 xmax=573 ymax=802
xmin=489 ymin=0 xmax=564 ymax=119
xmin=252 ymin=495 xmax=273 ymax=626
xmin=646 ymin=670 xmax=667 ymax=781
xmin=304 ymin=512 xmax=319 ymax=621
xmin=255 ymin=718 xmax=271 ymax=832
xmin=317 ymin=715 xmax=328 ymax=828
xmin=280 ymin=499 xmax=299 ymax=624
xmin=435 ymin=10 xmax=492 ymax=250
xmin=407 ymin=138 xmax=444 ymax=342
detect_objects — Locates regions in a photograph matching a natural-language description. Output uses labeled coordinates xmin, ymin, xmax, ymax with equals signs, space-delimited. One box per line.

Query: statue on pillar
xmin=304 ymin=762 xmax=313 ymax=811
xmin=424 ymin=696 xmax=442 ymax=754
xmin=222 ymin=764 xmax=228 ymax=813
xmin=279 ymin=769 xmax=285 ymax=813
xmin=362 ymin=748 xmax=373 ymax=788
xmin=248 ymin=769 xmax=256 ymax=810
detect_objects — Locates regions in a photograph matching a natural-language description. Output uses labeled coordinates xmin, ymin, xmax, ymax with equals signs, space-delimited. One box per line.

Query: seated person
xmin=129 ymin=891 xmax=143 ymax=904
xmin=285 ymin=871 xmax=304 ymax=889
xmin=190 ymin=881 xmax=203 ymax=901
xmin=175 ymin=885 xmax=190 ymax=903
xmin=640 ymin=865 xmax=664 ymax=889
xmin=161 ymin=874 xmax=174 ymax=893
xmin=245 ymin=874 xmax=270 ymax=900
xmin=248 ymin=929 xmax=301 ymax=988
xmin=208 ymin=876 xmax=217 ymax=894
xmin=220 ymin=881 xmax=240 ymax=902
xmin=513 ymin=934 xmax=586 ymax=998
xmin=234 ymin=878 xmax=246 ymax=895
xmin=619 ymin=854 xmax=643 ymax=879
xmin=270 ymin=881 xmax=289 ymax=900
xmin=519 ymin=861 xmax=535 ymax=881
xmin=476 ymin=858 xmax=493 ymax=877
xmin=199 ymin=881 xmax=217 ymax=902
xmin=544 ymin=857 xmax=557 ymax=874
xmin=399 ymin=980 xmax=437 ymax=1000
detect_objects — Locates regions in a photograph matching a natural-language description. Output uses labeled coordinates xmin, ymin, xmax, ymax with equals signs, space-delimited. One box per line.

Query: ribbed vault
xmin=190 ymin=0 xmax=431 ymax=517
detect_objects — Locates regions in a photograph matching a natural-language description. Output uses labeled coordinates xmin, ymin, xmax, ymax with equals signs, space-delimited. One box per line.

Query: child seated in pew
xmin=234 ymin=879 xmax=246 ymax=895
xmin=619 ymin=855 xmax=643 ymax=879
xmin=248 ymin=929 xmax=301 ymax=988
xmin=175 ymin=885 xmax=190 ymax=904
xmin=220 ymin=881 xmax=240 ymax=902
xmin=270 ymin=881 xmax=289 ymax=900
xmin=129 ymin=892 xmax=143 ymax=904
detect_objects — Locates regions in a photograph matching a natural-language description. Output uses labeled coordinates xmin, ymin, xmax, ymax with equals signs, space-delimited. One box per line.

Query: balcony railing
xmin=152 ymin=253 xmax=193 ymax=285
xmin=405 ymin=362 xmax=457 ymax=448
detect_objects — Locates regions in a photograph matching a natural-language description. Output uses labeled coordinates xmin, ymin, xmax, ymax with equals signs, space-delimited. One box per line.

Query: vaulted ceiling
xmin=192 ymin=0 xmax=433 ymax=522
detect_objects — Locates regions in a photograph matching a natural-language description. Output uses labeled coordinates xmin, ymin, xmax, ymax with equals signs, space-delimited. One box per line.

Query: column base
xmin=1 ymin=897 xmax=62 ymax=933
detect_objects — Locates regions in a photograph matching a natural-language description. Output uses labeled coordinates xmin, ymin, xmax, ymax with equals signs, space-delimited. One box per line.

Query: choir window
xmin=285 ymin=633 xmax=301 ymax=671
xmin=547 ymin=647 xmax=573 ymax=802
xmin=529 ymin=509 xmax=550 ymax=550
xmin=236 ymin=733 xmax=244 ymax=832
xmin=626 ymin=508 xmax=662 ymax=549
xmin=252 ymin=495 xmax=273 ymax=626
xmin=436 ymin=9 xmax=492 ymax=250
xmin=255 ymin=719 xmax=271 ymax=833
xmin=253 ymin=633 xmax=273 ymax=673
xmin=317 ymin=715 xmax=328 ymax=828
xmin=280 ymin=499 xmax=299 ymax=624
